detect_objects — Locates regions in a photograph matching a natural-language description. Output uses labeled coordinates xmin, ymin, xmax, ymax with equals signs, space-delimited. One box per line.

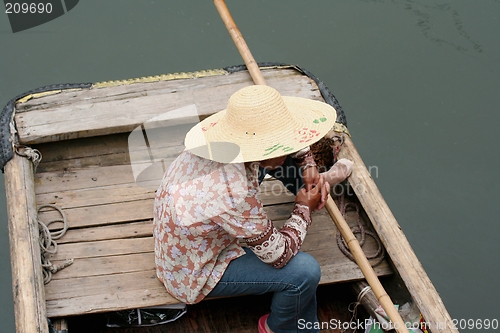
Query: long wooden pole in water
xmin=213 ymin=1 xmax=409 ymax=332
xmin=213 ymin=0 xmax=266 ymax=85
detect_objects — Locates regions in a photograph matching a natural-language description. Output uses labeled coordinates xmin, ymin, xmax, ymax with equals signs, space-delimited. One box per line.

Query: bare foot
xmin=321 ymin=158 xmax=353 ymax=186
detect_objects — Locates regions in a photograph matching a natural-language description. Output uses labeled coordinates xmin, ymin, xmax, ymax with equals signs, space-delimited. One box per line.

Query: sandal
xmin=258 ymin=313 xmax=270 ymax=333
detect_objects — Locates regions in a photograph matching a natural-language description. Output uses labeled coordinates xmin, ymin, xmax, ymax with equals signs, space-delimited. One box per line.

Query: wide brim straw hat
xmin=184 ymin=85 xmax=336 ymax=163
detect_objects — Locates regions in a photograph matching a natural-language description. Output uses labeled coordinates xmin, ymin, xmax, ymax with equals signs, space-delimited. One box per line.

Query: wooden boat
xmin=1 ymin=63 xmax=457 ymax=333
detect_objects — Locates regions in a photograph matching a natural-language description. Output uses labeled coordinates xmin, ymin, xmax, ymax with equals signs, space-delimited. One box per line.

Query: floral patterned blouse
xmin=153 ymin=150 xmax=312 ymax=304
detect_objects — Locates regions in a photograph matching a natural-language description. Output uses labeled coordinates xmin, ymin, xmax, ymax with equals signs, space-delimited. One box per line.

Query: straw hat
xmin=184 ymin=85 xmax=336 ymax=163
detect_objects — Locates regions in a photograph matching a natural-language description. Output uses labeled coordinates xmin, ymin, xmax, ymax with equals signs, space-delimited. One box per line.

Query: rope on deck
xmin=14 ymin=145 xmax=74 ymax=283
xmin=327 ymin=136 xmax=385 ymax=267
xmin=336 ymin=195 xmax=385 ymax=267
xmin=38 ymin=204 xmax=74 ymax=284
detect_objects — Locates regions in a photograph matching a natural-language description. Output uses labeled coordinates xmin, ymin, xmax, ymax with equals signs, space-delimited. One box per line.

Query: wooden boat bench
xmin=12 ymin=67 xmax=392 ymax=320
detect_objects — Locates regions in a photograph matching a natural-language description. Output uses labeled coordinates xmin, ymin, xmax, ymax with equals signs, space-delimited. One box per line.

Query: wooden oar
xmin=213 ymin=0 xmax=266 ymax=85
xmin=213 ymin=1 xmax=410 ymax=332
xmin=324 ymin=196 xmax=410 ymax=333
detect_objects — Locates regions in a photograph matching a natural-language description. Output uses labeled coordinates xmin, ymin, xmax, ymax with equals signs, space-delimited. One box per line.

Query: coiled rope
xmin=328 ymin=136 xmax=385 ymax=267
xmin=14 ymin=145 xmax=73 ymax=283
xmin=38 ymin=204 xmax=74 ymax=284
xmin=336 ymin=194 xmax=385 ymax=267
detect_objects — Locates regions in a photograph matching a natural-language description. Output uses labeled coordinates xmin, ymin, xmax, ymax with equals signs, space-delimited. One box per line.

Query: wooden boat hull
xmin=1 ymin=64 xmax=456 ymax=332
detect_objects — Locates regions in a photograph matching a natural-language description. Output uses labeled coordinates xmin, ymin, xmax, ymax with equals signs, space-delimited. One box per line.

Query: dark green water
xmin=1 ymin=1 xmax=499 ymax=332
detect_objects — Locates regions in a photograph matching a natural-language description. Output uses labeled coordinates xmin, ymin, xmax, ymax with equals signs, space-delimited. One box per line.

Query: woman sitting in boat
xmin=153 ymin=85 xmax=353 ymax=333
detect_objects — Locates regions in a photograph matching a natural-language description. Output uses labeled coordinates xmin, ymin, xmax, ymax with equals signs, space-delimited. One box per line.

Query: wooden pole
xmin=4 ymin=153 xmax=49 ymax=333
xmin=213 ymin=1 xmax=409 ymax=332
xmin=352 ymin=281 xmax=383 ymax=322
xmin=325 ymin=197 xmax=409 ymax=332
xmin=213 ymin=0 xmax=267 ymax=85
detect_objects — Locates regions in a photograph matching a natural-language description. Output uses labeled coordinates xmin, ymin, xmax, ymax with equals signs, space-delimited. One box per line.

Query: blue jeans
xmin=209 ymin=248 xmax=321 ymax=333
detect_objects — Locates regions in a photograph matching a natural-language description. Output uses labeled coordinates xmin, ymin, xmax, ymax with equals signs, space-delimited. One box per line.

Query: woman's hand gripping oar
xmin=212 ymin=1 xmax=409 ymax=332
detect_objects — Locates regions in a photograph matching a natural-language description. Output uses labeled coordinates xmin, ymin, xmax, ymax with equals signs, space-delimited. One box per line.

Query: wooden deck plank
xmin=37 ymin=196 xmax=295 ymax=231
xmin=49 ymin=202 xmax=376 ymax=262
xmin=35 ymin=177 xmax=295 ymax=230
xmin=38 ymin=199 xmax=154 ymax=229
xmin=34 ymin=124 xmax=189 ymax=174
xmin=16 ymin=69 xmax=322 ymax=144
xmin=16 ymin=69 xmax=307 ymax=112
xmin=318 ymin=260 xmax=392 ymax=285
xmin=48 ymin=254 xmax=392 ymax=294
xmin=57 ymin=221 xmax=153 ymax=244
xmin=36 ymin=124 xmax=188 ymax=159
xmin=65 ymin=283 xmax=356 ymax=333
xmin=45 ymin=270 xmax=164 ymax=302
xmin=51 ymin=237 xmax=153 ymax=261
xmin=35 ymin=164 xmax=141 ymax=195
xmin=55 ymin=202 xmax=297 ymax=245
xmin=49 ymin=253 xmax=155 ymax=280
xmin=34 ymin=133 xmax=131 ymax=173
xmin=46 ymin=288 xmax=177 ymax=318
xmin=45 ymin=255 xmax=390 ymax=318
xmin=36 ymin=175 xmax=291 ymax=211
xmin=51 ymin=202 xmax=302 ymax=246
xmin=45 ymin=271 xmax=177 ymax=317
xmin=44 ymin=202 xmax=391 ymax=318
xmin=48 ymin=197 xmax=380 ymax=248
xmin=49 ymin=226 xmax=388 ymax=282
xmin=45 ymin=258 xmax=391 ymax=304
xmin=36 ymin=182 xmax=155 ymax=210
xmin=49 ymin=211 xmax=344 ymax=261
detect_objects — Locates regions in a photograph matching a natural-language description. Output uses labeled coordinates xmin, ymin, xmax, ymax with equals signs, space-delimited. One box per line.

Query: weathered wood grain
xmin=57 ymin=221 xmax=153 ymax=244
xmin=17 ymin=69 xmax=308 ymax=112
xmin=51 ymin=237 xmax=153 ymax=261
xmin=16 ymin=69 xmax=322 ymax=144
xmin=49 ymin=253 xmax=155 ymax=280
xmin=35 ymin=174 xmax=296 ymax=231
xmin=4 ymin=154 xmax=49 ymax=333
xmin=33 ymin=129 xmax=392 ymax=319
xmin=45 ymin=270 xmax=178 ymax=317
xmin=42 ymin=194 xmax=392 ymax=318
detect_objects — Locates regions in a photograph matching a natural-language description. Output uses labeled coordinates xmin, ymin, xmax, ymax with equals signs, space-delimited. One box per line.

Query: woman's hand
xmin=302 ymin=166 xmax=319 ymax=191
xmin=296 ymin=175 xmax=328 ymax=212
xmin=302 ymin=167 xmax=329 ymax=210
